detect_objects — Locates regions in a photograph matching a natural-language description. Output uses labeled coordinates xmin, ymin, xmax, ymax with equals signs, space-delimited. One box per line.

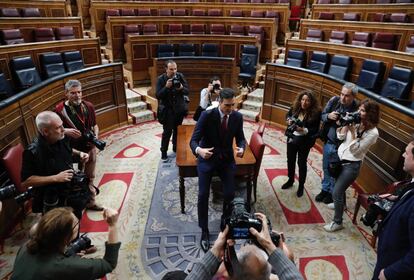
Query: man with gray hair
xmin=315 ymin=82 xmax=359 ymax=204
xmin=55 ymin=79 xmax=102 ymax=211
xmin=21 ymin=111 xmax=90 ymax=219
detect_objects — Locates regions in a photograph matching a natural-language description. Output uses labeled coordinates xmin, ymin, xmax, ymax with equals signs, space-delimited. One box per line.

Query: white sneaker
xmin=323 ymin=221 xmax=344 ymax=232
xmin=327 ymin=203 xmax=346 ymax=210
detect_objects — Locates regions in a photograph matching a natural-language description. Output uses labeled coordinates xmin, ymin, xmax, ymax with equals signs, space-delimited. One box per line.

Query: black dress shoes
xmin=281 ymin=180 xmax=294 ymax=189
xmin=200 ymin=230 xmax=210 ymax=253
xmin=296 ymin=185 xmax=304 ymax=197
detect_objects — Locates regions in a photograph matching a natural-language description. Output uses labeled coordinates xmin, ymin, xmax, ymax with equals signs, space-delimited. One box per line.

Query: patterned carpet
xmin=0 ymin=119 xmax=377 ymax=280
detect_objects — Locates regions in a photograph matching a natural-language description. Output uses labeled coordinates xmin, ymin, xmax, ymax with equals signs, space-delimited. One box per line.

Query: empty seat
xmin=224 ymin=0 xmax=235 ymax=2
xmin=210 ymin=24 xmax=225 ymax=35
xmin=0 ymin=29 xmax=24 ymax=45
xmin=230 ymin=25 xmax=245 ymax=36
xmin=159 ymin=9 xmax=172 ymax=16
xmin=106 ymin=9 xmax=120 ymax=17
xmin=178 ymin=44 xmax=195 ymax=56
xmin=34 ymin=28 xmax=55 ymax=42
xmin=40 ymin=52 xmax=66 ymax=79
xmin=62 ymin=51 xmax=84 ymax=72
xmin=380 ymin=66 xmax=414 ymax=101
xmin=265 ymin=11 xmax=280 ymax=21
xmin=395 ymin=0 xmax=413 ymax=2
xmin=120 ymin=9 xmax=135 ymax=16
xmin=248 ymin=26 xmax=264 ymax=44
xmin=158 ymin=44 xmax=175 ymax=57
xmin=238 ymin=0 xmax=249 ymax=2
xmin=0 ymin=72 xmax=14 ymax=100
xmin=251 ymin=0 xmax=262 ymax=3
xmin=318 ymin=0 xmax=331 ymax=3
xmin=339 ymin=0 xmax=351 ymax=3
xmin=168 ymin=24 xmax=183 ymax=34
xmin=201 ymin=43 xmax=219 ymax=57
xmin=55 ymin=27 xmax=75 ymax=40
xmin=208 ymin=9 xmax=222 ymax=16
xmin=278 ymin=0 xmax=290 ymax=2
xmin=285 ymin=49 xmax=306 ymax=68
xmin=390 ymin=13 xmax=409 ymax=23
xmin=342 ymin=13 xmax=360 ymax=21
xmin=192 ymin=9 xmax=206 ymax=16
xmin=239 ymin=45 xmax=259 ymax=86
xmin=306 ymin=29 xmax=323 ymax=41
xmin=376 ymin=0 xmax=392 ymax=3
xmin=308 ymin=51 xmax=328 ymax=73
xmin=264 ymin=0 xmax=276 ymax=3
xmin=250 ymin=11 xmax=264 ymax=18
xmin=406 ymin=35 xmax=414 ymax=53
xmin=356 ymin=59 xmax=385 ymax=93
xmin=190 ymin=24 xmax=205 ymax=34
xmin=173 ymin=9 xmax=187 ymax=16
xmin=372 ymin=32 xmax=395 ymax=50
xmin=329 ymin=31 xmax=347 ymax=44
xmin=142 ymin=24 xmax=157 ymax=35
xmin=328 ymin=55 xmax=352 ymax=81
xmin=352 ymin=32 xmax=372 ymax=47
xmin=124 ymin=25 xmax=140 ymax=41
xmin=21 ymin=8 xmax=41 ymax=17
xmin=10 ymin=56 xmax=41 ymax=91
xmin=137 ymin=9 xmax=150 ymax=16
xmin=0 ymin=8 xmax=20 ymax=17
xmin=319 ymin=12 xmax=335 ymax=20
xmin=230 ymin=10 xmax=243 ymax=17
xmin=373 ymin=13 xmax=388 ymax=22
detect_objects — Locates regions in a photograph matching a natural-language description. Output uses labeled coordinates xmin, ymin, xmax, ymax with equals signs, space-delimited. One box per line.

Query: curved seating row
xmin=0 ymin=27 xmax=75 ymax=45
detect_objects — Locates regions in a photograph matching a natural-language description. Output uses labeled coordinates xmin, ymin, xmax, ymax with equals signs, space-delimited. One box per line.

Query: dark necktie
xmin=221 ymin=115 xmax=228 ymax=136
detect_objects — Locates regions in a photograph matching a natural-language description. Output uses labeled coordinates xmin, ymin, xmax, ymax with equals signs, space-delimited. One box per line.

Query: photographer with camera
xmin=282 ymin=90 xmax=321 ymax=197
xmin=186 ymin=212 xmax=303 ymax=280
xmin=156 ymin=60 xmax=189 ymax=161
xmin=316 ymin=83 xmax=359 ymax=205
xmin=324 ymin=99 xmax=380 ymax=232
xmin=55 ymin=80 xmax=103 ymax=211
xmin=193 ymin=77 xmax=221 ymax=121
xmin=11 ymin=207 xmax=121 ymax=280
xmin=372 ymin=135 xmax=414 ymax=280
xmin=21 ymin=111 xmax=90 ymax=219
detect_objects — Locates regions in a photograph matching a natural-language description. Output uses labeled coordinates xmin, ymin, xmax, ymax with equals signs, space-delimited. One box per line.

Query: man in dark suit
xmin=190 ymin=88 xmax=246 ymax=252
xmin=373 ymin=134 xmax=414 ymax=280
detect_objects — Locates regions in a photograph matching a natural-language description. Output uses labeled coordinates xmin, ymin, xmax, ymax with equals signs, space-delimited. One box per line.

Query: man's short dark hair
xmin=219 ymin=88 xmax=235 ymax=100
xmin=209 ymin=76 xmax=220 ymax=84
xmin=165 ymin=60 xmax=176 ymax=68
xmin=161 ymin=271 xmax=187 ymax=280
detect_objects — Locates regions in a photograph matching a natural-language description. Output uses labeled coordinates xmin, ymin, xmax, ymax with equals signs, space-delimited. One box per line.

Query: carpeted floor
xmin=0 ymin=119 xmax=377 ymax=280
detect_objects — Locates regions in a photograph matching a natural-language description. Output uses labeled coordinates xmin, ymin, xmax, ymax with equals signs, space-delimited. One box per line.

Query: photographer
xmin=316 ymin=83 xmax=359 ymax=204
xmin=11 ymin=207 xmax=121 ymax=280
xmin=55 ymin=79 xmax=102 ymax=211
xmin=373 ymin=135 xmax=414 ymax=280
xmin=156 ymin=60 xmax=189 ymax=161
xmin=194 ymin=77 xmax=221 ymax=121
xmin=186 ymin=213 xmax=303 ymax=280
xmin=21 ymin=111 xmax=89 ymax=219
xmin=281 ymin=90 xmax=321 ymax=197
xmin=324 ymin=99 xmax=379 ymax=232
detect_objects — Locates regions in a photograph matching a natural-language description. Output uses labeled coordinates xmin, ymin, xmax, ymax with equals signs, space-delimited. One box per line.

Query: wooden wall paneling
xmin=125 ymin=34 xmax=258 ymax=85
xmin=263 ymin=63 xmax=414 ymax=193
xmin=0 ymin=0 xmax=67 ymax=17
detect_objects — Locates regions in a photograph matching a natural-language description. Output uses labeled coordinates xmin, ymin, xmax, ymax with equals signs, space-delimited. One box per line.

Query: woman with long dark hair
xmin=281 ymin=90 xmax=321 ymax=197
xmin=324 ymin=99 xmax=380 ymax=232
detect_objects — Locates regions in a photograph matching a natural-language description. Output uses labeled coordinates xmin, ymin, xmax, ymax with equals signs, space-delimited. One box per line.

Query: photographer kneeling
xmin=186 ymin=213 xmax=303 ymax=280
xmin=11 ymin=207 xmax=121 ymax=280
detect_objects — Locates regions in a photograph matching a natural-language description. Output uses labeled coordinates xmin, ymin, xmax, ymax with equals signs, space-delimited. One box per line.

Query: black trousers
xmin=161 ymin=112 xmax=184 ymax=153
xmin=286 ymin=140 xmax=311 ymax=187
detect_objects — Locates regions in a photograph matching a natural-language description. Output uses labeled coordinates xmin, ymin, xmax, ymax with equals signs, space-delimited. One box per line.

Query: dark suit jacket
xmin=190 ymin=108 xmax=246 ymax=164
xmin=373 ymin=183 xmax=414 ymax=280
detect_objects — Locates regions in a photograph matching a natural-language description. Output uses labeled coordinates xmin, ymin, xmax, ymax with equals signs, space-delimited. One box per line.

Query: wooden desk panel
xmin=0 ymin=17 xmax=83 ymax=43
xmin=286 ymin=39 xmax=414 ymax=101
xmin=90 ymin=1 xmax=288 ymax=43
xmin=299 ymin=19 xmax=414 ymax=53
xmin=107 ymin=16 xmax=274 ymax=63
xmin=176 ymin=124 xmax=256 ymax=213
xmin=262 ymin=63 xmax=414 ymax=193
xmin=0 ymin=0 xmax=68 ymax=17
xmin=124 ymin=34 xmax=258 ymax=84
xmin=149 ymin=57 xmax=239 ymax=112
xmin=0 ymin=38 xmax=101 ymax=84
xmin=311 ymin=3 xmax=414 ymax=22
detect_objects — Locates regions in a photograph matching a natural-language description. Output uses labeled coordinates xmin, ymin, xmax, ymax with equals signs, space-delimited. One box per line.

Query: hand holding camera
xmin=55 ymin=169 xmax=74 ymax=183
xmin=249 ymin=213 xmax=278 ymax=255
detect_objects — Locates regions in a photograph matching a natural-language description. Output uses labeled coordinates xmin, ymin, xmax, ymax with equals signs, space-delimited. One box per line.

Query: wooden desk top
xmin=176 ymin=124 xmax=256 ymax=169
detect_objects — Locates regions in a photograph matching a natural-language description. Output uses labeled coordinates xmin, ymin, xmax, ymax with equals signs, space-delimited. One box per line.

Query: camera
xmin=222 ymin=198 xmax=280 ymax=246
xmin=83 ymin=130 xmax=106 ymax=151
xmin=171 ymin=75 xmax=181 ymax=89
xmin=14 ymin=187 xmax=35 ymax=204
xmin=338 ymin=111 xmax=361 ymax=126
xmin=285 ymin=117 xmax=303 ymax=139
xmin=361 ymin=194 xmax=394 ymax=229
xmin=64 ymin=233 xmax=92 ymax=257
xmin=0 ymin=184 xmax=17 ymax=201
xmin=211 ymin=83 xmax=221 ymax=93
xmin=70 ymin=171 xmax=90 ymax=190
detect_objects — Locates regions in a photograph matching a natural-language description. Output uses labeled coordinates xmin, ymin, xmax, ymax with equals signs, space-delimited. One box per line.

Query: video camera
xmin=361 ymin=194 xmax=394 ymax=234
xmin=0 ymin=184 xmax=34 ymax=204
xmin=83 ymin=130 xmax=106 ymax=151
xmin=171 ymin=75 xmax=181 ymax=89
xmin=64 ymin=233 xmax=92 ymax=257
xmin=338 ymin=111 xmax=361 ymax=126
xmin=285 ymin=117 xmax=304 ymax=139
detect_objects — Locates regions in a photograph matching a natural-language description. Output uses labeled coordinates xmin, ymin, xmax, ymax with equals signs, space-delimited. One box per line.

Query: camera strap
xmin=223 ymin=244 xmax=241 ymax=277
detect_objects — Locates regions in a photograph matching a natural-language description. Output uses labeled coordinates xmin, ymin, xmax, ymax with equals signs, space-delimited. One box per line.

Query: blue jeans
xmin=321 ymin=143 xmax=340 ymax=193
